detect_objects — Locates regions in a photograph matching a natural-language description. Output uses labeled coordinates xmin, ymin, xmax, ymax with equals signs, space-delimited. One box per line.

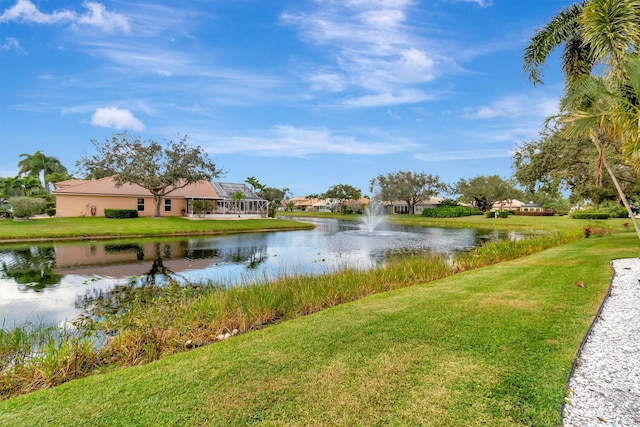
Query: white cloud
xmin=205 ymin=125 xmax=419 ymax=157
xmin=281 ymin=1 xmax=447 ymax=107
xmin=0 ymin=0 xmax=130 ymax=33
xmin=0 ymin=0 xmax=74 ymax=24
xmin=91 ymin=107 xmax=145 ymax=131
xmin=0 ymin=37 xmax=25 ymax=53
xmin=343 ymin=89 xmax=434 ymax=107
xmin=75 ymin=2 xmax=130 ymax=33
xmin=461 ymin=93 xmax=559 ymax=120
xmin=415 ymin=149 xmax=509 ymax=162
xmin=306 ymin=71 xmax=346 ymax=92
xmin=454 ymin=0 xmax=493 ymax=7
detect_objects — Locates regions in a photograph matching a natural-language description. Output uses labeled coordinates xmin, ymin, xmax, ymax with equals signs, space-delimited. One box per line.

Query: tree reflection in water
xmin=75 ymin=242 xmax=268 ymax=318
xmin=0 ymin=246 xmax=62 ymax=291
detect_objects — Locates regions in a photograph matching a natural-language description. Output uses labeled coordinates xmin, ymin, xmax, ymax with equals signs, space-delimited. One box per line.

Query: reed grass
xmin=0 ymin=229 xmax=582 ymax=400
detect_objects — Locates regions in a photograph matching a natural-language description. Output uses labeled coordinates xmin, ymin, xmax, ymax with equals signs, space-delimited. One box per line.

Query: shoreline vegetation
xmin=1 ymin=214 xmax=638 ymax=425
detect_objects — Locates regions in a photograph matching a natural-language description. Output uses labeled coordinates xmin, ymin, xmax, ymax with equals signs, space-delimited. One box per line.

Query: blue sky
xmin=0 ymin=0 xmax=569 ymax=197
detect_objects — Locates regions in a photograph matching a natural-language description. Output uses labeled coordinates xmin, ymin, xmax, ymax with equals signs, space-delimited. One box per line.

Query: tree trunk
xmin=591 ymin=134 xmax=640 ymax=239
xmin=153 ymin=195 xmax=162 ymax=218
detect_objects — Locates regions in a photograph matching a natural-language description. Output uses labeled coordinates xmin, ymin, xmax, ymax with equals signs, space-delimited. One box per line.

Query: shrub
xmin=191 ymin=200 xmax=214 ymax=218
xmin=514 ymin=210 xmax=555 ymax=217
xmin=570 ymin=211 xmax=610 ymax=220
xmin=485 ymin=211 xmax=509 ymax=218
xmin=9 ymin=197 xmax=46 ymax=218
xmin=104 ymin=209 xmax=139 ymax=219
xmin=422 ymin=207 xmax=481 ymax=218
xmin=597 ymin=201 xmax=629 ymax=218
xmin=45 ymin=208 xmax=56 ymax=217
xmin=437 ymin=198 xmax=460 ymax=208
xmin=0 ymin=207 xmax=12 ymax=219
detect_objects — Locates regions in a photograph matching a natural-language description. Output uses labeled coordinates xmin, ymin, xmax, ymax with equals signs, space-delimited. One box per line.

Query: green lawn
xmin=0 ymin=216 xmax=313 ymax=242
xmin=1 ymin=233 xmax=637 ymax=426
xmin=279 ymin=210 xmax=632 ymax=233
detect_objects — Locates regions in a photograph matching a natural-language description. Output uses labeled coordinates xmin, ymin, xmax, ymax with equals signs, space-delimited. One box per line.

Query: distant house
xmin=514 ymin=201 xmax=555 ymax=216
xmin=287 ymin=196 xmax=316 ymax=212
xmin=492 ymin=199 xmax=525 ymax=211
xmin=519 ymin=201 xmax=544 ymax=213
xmin=53 ymin=177 xmax=267 ymax=218
xmin=383 ymin=197 xmax=442 ymax=214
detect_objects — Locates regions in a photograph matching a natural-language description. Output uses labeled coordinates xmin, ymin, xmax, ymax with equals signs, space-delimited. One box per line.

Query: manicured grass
xmin=279 ymin=210 xmax=633 ymax=233
xmin=1 ymin=234 xmax=637 ymax=426
xmin=0 ymin=216 xmax=313 ymax=241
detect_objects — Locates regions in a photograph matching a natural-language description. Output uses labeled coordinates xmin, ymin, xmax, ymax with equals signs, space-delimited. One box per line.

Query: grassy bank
xmin=279 ymin=210 xmax=633 ymax=233
xmin=0 ymin=216 xmax=313 ymax=242
xmin=2 ymin=232 xmax=638 ymax=425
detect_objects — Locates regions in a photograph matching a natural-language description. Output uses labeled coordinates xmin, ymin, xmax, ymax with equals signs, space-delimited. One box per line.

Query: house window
xmin=164 ymin=199 xmax=172 ymax=212
xmin=137 ymin=198 xmax=145 ymax=211
xmin=394 ymin=205 xmax=408 ymax=214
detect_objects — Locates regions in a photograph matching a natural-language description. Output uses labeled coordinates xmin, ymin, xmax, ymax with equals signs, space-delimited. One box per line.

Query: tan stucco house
xmin=382 ymin=197 xmax=442 ymax=214
xmin=53 ymin=177 xmax=268 ymax=218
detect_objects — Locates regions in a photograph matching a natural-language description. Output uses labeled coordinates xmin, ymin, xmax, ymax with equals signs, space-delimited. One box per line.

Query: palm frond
xmin=580 ymin=0 xmax=640 ymax=76
xmin=523 ymin=2 xmax=586 ymax=85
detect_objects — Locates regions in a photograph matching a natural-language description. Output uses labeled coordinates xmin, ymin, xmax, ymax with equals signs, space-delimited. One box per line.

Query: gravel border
xmin=563 ymin=258 xmax=640 ymax=426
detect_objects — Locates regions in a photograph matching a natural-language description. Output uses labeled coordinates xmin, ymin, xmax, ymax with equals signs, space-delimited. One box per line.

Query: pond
xmin=0 ymin=218 xmax=520 ymax=327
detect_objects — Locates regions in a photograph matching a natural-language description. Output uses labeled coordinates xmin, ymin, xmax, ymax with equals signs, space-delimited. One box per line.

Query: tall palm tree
xmin=525 ymin=0 xmax=640 ymax=237
xmin=17 ymin=151 xmax=68 ymax=193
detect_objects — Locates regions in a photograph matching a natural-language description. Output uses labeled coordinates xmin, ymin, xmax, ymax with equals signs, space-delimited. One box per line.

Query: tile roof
xmin=53 ymin=176 xmax=219 ymax=198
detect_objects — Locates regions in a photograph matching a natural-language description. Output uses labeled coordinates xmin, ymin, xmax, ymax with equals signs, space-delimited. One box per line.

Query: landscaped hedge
xmin=514 ymin=210 xmax=556 ymax=216
xmin=571 ymin=211 xmax=610 ymax=220
xmin=485 ymin=210 xmax=510 ymax=218
xmin=104 ymin=209 xmax=139 ymax=219
xmin=422 ymin=207 xmax=482 ymax=218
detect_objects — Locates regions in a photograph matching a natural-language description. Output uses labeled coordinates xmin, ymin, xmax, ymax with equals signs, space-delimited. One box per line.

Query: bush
xmin=437 ymin=198 xmax=460 ymax=208
xmin=422 ymin=207 xmax=482 ymax=218
xmin=485 ymin=211 xmax=509 ymax=218
xmin=45 ymin=208 xmax=56 ymax=217
xmin=104 ymin=209 xmax=139 ymax=219
xmin=597 ymin=201 xmax=629 ymax=218
xmin=191 ymin=200 xmax=215 ymax=217
xmin=570 ymin=211 xmax=610 ymax=220
xmin=9 ymin=197 xmax=46 ymax=218
xmin=0 ymin=207 xmax=12 ymax=219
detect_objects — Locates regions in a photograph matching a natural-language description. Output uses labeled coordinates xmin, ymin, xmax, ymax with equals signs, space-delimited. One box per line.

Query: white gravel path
xmin=563 ymin=258 xmax=640 ymax=427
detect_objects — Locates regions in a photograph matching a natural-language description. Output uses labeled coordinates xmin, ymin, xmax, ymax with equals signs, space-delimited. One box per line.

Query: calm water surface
xmin=0 ymin=218 xmax=518 ymax=326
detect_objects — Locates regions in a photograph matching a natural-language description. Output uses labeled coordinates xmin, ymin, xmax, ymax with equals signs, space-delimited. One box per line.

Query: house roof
xmin=53 ymin=176 xmax=219 ymax=199
xmin=55 ymin=179 xmax=88 ymax=190
xmin=492 ymin=199 xmax=525 ymax=208
xmin=382 ymin=197 xmax=442 ymax=206
xmin=210 ymin=182 xmax=262 ymax=200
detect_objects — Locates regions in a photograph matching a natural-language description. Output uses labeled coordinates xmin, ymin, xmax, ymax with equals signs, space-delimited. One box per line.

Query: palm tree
xmin=525 ymin=0 xmax=640 ymax=237
xmin=21 ymin=176 xmax=43 ymax=197
xmin=231 ymin=190 xmax=245 ymax=214
xmin=561 ymin=61 xmax=640 ymax=234
xmin=244 ymin=176 xmax=265 ymax=196
xmin=17 ymin=151 xmax=68 ymax=193
xmin=524 ymin=0 xmax=640 ymax=86
xmin=523 ymin=1 xmax=593 ymax=86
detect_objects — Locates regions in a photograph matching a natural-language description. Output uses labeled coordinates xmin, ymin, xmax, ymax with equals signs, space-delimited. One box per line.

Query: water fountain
xmin=359 ymin=202 xmax=386 ymax=234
